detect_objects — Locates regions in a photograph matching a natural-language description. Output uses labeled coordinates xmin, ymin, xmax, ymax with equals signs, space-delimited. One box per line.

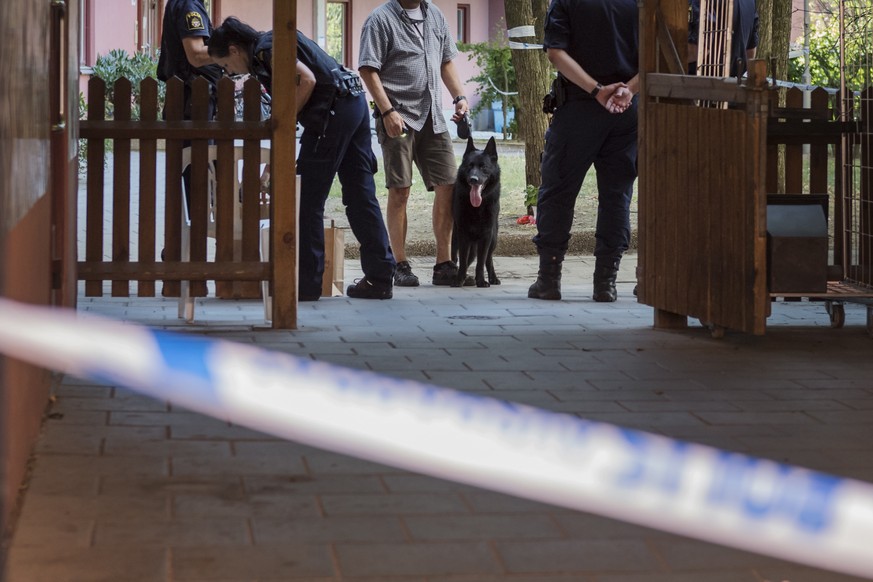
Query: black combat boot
xmin=592 ymin=264 xmax=618 ymax=302
xmin=528 ymin=259 xmax=562 ymax=300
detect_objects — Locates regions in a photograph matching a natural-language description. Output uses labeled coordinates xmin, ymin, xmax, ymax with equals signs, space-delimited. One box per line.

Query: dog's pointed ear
xmin=484 ymin=136 xmax=497 ymax=159
xmin=465 ymin=136 xmax=476 ymax=155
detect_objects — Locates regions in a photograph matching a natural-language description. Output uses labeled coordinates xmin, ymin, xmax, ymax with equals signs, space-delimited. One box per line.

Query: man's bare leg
xmin=387 ymin=185 xmax=419 ymax=286
xmin=386 ymin=186 xmax=410 ymax=262
xmin=432 ymin=183 xmax=454 ymax=264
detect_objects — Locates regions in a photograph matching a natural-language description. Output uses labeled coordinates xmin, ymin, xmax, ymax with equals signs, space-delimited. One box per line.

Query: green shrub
xmin=458 ymin=20 xmax=518 ymax=139
xmin=90 ymin=49 xmax=165 ymax=119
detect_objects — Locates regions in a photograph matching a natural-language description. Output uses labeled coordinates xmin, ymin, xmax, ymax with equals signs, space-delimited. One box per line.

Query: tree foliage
xmin=458 ymin=22 xmax=519 ymax=140
xmin=91 ymin=49 xmax=165 ymax=119
xmin=788 ymin=0 xmax=872 ymax=90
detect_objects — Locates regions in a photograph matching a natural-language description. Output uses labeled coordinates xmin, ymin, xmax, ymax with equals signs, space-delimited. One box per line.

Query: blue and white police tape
xmin=507 ymin=25 xmax=543 ymax=50
xmin=1 ymin=297 xmax=872 ymax=578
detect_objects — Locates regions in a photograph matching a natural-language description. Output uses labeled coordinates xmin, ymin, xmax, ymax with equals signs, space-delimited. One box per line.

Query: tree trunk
xmin=756 ymin=0 xmax=792 ymax=192
xmin=757 ymin=0 xmax=792 ymax=81
xmin=503 ymin=0 xmax=552 ymax=203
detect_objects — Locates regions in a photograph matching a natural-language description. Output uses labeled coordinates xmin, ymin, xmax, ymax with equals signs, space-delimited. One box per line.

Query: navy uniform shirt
xmin=157 ymin=0 xmax=221 ymax=84
xmin=250 ymin=31 xmax=346 ymax=131
xmin=543 ymin=0 xmax=638 ymax=98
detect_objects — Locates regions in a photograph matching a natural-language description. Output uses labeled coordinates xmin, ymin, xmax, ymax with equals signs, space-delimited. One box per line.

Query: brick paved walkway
xmin=5 ymin=255 xmax=873 ymax=581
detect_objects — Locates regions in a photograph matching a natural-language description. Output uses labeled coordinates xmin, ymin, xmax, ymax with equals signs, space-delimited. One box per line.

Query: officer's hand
xmin=599 ymin=83 xmax=630 ymax=114
xmin=606 ymin=86 xmax=633 ymax=114
xmin=384 ymin=110 xmax=407 ymax=138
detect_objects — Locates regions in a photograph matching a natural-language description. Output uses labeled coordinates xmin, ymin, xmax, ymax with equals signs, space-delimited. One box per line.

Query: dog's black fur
xmin=452 ymin=136 xmax=501 ymax=288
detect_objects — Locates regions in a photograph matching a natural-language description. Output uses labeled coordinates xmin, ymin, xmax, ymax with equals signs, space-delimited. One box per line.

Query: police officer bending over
xmin=209 ymin=17 xmax=397 ymax=301
xmin=528 ymin=0 xmax=638 ymax=303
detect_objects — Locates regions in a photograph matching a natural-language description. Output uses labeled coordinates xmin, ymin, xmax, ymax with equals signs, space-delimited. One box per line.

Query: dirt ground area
xmin=325 ymin=139 xmax=638 ymax=258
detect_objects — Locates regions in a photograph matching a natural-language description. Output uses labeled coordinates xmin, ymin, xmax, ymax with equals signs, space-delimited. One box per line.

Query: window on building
xmin=80 ymin=0 xmax=92 ymax=68
xmin=326 ymin=0 xmax=350 ymax=66
xmin=457 ymin=4 xmax=470 ymax=44
xmin=137 ymin=0 xmax=162 ymax=55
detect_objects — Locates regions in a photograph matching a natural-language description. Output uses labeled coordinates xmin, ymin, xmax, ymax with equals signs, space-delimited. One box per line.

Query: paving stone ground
xmin=5 ymin=254 xmax=873 ymax=581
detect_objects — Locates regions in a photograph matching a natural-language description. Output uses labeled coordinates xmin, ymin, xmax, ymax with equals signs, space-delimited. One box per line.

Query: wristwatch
xmin=452 ymin=95 xmax=467 ymax=105
xmin=590 ymin=83 xmax=603 ymax=97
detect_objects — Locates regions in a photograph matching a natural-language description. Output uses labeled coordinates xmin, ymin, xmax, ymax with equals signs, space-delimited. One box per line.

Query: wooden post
xmin=85 ymin=77 xmax=105 ymax=297
xmin=214 ymin=77 xmax=236 ymax=298
xmin=163 ymin=78 xmax=184 ymax=297
xmin=272 ymin=0 xmax=298 ymax=329
xmin=746 ymin=59 xmax=770 ymax=335
xmin=138 ymin=78 xmax=158 ymax=298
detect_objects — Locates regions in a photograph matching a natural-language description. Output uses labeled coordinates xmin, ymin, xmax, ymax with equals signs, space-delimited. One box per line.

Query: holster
xmin=542 ymin=75 xmax=567 ymax=114
xmin=330 ymin=67 xmax=365 ymax=98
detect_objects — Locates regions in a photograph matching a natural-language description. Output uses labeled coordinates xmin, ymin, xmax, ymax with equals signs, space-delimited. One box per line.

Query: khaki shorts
xmin=376 ymin=114 xmax=457 ymax=191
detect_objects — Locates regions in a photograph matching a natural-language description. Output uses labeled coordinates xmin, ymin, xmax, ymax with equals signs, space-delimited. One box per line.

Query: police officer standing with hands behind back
xmin=528 ymin=0 xmax=638 ymax=303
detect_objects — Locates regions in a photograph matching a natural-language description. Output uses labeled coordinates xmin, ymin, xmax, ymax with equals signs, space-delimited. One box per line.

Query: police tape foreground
xmin=0 ymin=297 xmax=871 ymax=578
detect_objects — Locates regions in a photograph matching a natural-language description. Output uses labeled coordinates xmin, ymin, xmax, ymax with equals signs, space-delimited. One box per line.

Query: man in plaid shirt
xmin=359 ymin=0 xmax=469 ymax=287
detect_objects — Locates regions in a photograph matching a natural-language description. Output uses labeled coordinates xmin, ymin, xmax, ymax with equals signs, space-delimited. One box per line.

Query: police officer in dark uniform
xmin=157 ymin=0 xmax=222 ymax=117
xmin=156 ymin=0 xmax=221 ymax=280
xmin=208 ymin=17 xmax=396 ymax=301
xmin=528 ymin=0 xmax=639 ymax=302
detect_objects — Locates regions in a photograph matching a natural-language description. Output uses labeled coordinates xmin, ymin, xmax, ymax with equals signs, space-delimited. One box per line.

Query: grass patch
xmin=326 ymin=141 xmax=613 ymax=219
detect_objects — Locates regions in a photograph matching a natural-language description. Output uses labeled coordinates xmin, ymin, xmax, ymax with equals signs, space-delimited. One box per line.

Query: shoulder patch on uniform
xmin=186 ymin=11 xmax=205 ymax=31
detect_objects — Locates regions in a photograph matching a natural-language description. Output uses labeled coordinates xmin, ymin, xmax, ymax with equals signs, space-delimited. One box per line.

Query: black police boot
xmin=592 ymin=264 xmax=619 ymax=303
xmin=528 ymin=259 xmax=562 ymax=300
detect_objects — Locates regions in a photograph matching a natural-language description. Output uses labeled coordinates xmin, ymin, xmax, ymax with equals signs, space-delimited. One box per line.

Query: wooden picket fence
xmin=766 ymin=86 xmax=839 ymax=197
xmin=78 ymin=75 xmax=272 ymax=302
xmin=766 ymin=85 xmax=873 ymax=285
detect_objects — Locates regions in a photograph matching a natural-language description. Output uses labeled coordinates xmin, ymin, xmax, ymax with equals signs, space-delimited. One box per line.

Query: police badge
xmin=186 ymin=11 xmax=205 ymax=31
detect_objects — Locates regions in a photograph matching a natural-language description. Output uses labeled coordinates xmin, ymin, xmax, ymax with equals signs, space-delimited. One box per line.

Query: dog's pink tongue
xmin=469 ymin=184 xmax=483 ymax=208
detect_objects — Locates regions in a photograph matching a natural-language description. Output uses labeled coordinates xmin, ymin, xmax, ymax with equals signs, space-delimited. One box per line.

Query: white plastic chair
xmin=178 ymin=144 xmax=271 ymax=322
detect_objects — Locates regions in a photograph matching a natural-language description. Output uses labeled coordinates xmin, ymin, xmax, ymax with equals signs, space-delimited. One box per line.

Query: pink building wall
xmin=78 ymin=0 xmax=816 ymax=116
xmin=92 ymin=0 xmax=139 ymax=59
xmin=221 ymin=0 xmax=501 ymax=109
xmin=81 ymin=0 xmax=503 ymax=109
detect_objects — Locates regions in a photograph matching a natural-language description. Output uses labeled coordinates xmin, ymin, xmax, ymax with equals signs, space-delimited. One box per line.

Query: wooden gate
xmin=638 ymin=0 xmax=768 ymax=335
xmin=78 ymin=75 xmax=296 ymax=325
xmin=638 ymin=69 xmax=769 ymax=335
xmin=639 ymin=0 xmax=870 ymax=336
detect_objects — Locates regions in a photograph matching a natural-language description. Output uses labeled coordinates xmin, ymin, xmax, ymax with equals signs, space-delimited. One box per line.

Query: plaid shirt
xmin=359 ymin=0 xmax=458 ymax=133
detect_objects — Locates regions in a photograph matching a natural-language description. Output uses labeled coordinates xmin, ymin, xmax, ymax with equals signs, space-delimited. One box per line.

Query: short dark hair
xmin=208 ymin=16 xmax=261 ymax=58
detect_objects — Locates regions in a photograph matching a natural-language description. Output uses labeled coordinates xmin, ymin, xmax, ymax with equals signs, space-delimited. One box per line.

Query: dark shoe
xmin=346 ymin=277 xmax=393 ymax=300
xmin=300 ymin=294 xmax=320 ymax=302
xmin=432 ymin=261 xmax=458 ymax=286
xmin=633 ymin=284 xmax=638 ymax=297
xmin=528 ymin=263 xmax=562 ymax=300
xmin=593 ymin=266 xmax=618 ymax=302
xmin=394 ymin=261 xmax=420 ymax=287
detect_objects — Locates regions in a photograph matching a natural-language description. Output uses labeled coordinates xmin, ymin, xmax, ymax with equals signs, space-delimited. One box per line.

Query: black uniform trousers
xmin=296 ymin=93 xmax=395 ymax=297
xmin=533 ymin=96 xmax=638 ymax=268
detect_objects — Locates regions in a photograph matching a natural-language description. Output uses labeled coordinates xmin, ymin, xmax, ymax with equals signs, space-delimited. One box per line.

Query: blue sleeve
xmin=543 ymin=0 xmax=571 ymax=51
xmin=688 ymin=0 xmax=700 ymax=45
xmin=748 ymin=12 xmax=759 ymax=50
xmin=176 ymin=0 xmax=210 ymax=39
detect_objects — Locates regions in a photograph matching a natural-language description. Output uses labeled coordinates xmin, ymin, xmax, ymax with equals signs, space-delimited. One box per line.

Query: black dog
xmin=452 ymin=136 xmax=501 ymax=288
